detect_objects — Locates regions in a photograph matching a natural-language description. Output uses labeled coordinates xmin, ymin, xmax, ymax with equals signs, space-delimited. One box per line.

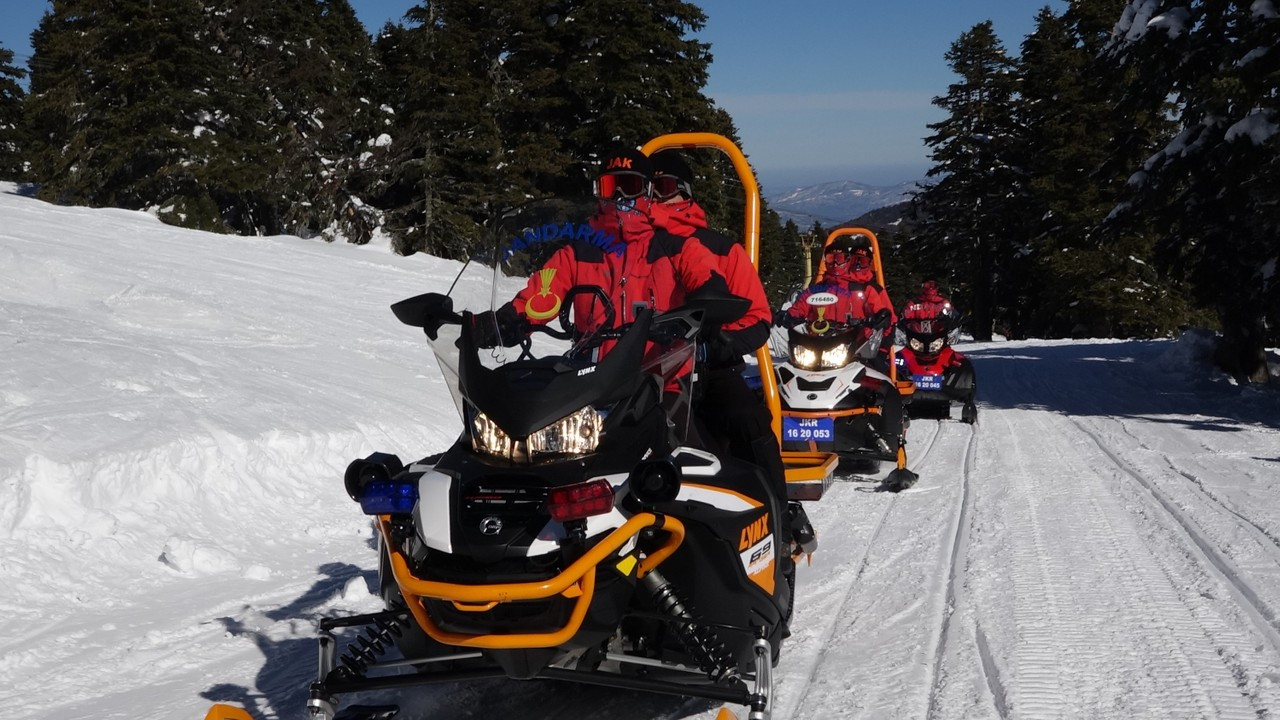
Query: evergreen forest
xmin=0 ymin=0 xmax=1275 ymax=382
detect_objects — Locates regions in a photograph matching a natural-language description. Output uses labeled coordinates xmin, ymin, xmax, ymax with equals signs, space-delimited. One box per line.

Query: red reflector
xmin=548 ymin=480 xmax=615 ymax=522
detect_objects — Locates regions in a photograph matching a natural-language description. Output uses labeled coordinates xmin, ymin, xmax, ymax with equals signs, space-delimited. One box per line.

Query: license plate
xmin=914 ymin=374 xmax=943 ymax=391
xmin=783 ymin=416 xmax=834 ymax=442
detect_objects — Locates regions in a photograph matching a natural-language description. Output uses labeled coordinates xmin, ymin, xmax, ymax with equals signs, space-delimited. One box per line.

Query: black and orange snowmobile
xmin=208 ymin=135 xmax=837 ymax=720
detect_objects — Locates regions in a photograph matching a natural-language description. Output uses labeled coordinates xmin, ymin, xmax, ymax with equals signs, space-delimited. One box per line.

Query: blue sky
xmin=2 ymin=0 xmax=1069 ymax=191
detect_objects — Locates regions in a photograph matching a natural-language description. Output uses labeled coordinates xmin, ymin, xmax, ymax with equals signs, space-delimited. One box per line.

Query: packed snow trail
xmin=3 ymin=186 xmax=1279 ymax=719
xmin=925 ymin=341 xmax=1280 ymax=720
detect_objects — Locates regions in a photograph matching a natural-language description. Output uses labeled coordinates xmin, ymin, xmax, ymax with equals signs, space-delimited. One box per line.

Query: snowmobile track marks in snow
xmin=924 ymin=424 xmax=986 ymax=720
xmin=778 ymin=420 xmax=947 ymax=719
xmin=1070 ymin=412 xmax=1280 ymax=653
xmin=987 ymin=409 xmax=1259 ymax=718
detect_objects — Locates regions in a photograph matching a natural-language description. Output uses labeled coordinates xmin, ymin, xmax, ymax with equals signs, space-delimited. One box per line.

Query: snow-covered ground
xmin=2 ymin=184 xmax=1278 ymax=720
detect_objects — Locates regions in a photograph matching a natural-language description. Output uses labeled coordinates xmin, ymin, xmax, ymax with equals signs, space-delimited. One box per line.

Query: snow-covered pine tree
xmin=1017 ymin=1 xmax=1191 ymax=339
xmin=1108 ymin=0 xmax=1279 ymax=382
xmin=0 ymin=45 xmax=25 ymax=180
xmin=24 ymin=0 xmax=242 ymax=228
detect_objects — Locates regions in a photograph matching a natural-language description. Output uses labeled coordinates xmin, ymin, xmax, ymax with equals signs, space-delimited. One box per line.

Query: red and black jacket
xmin=512 ymin=204 xmax=730 ymax=339
xmin=650 ymin=201 xmax=773 ymax=368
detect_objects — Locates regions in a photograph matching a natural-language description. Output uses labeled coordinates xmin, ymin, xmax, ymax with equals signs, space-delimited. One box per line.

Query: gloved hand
xmin=470 ymin=304 xmax=528 ymax=348
xmin=696 ymin=332 xmax=739 ymax=367
xmin=869 ymin=308 xmax=893 ymax=331
xmin=774 ymin=309 xmax=800 ymax=329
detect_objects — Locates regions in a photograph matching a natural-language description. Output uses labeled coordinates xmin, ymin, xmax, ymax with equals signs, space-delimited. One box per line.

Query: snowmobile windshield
xmin=423 ymin=197 xmax=697 ymax=459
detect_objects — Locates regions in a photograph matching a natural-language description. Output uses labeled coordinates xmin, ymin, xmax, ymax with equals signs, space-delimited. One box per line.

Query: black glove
xmin=697 ymin=332 xmax=739 ymax=368
xmin=774 ymin=310 xmax=801 ymax=329
xmin=470 ymin=304 xmax=527 ymax=348
xmin=870 ymin=308 xmax=893 ymax=331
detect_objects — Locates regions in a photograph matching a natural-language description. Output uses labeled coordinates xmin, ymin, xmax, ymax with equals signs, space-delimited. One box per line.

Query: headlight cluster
xmin=471 ymin=406 xmax=605 ymax=461
xmin=908 ymin=337 xmax=946 ymax=354
xmin=791 ymin=343 xmax=850 ymax=369
xmin=792 ymin=345 xmax=818 ymax=369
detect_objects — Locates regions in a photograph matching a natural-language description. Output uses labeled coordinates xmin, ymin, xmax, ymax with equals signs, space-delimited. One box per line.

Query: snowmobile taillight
xmin=547 ymin=479 xmax=615 ymax=522
xmin=357 ymin=479 xmax=419 ymax=516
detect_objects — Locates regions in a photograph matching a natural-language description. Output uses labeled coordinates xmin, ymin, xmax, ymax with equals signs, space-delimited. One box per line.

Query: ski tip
xmin=205 ymin=704 xmax=255 ymax=720
xmin=715 ymin=707 xmax=741 ymax=720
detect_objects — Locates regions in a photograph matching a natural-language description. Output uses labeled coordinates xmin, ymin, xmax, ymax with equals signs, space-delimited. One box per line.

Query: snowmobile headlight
xmin=471 ymin=406 xmax=605 ymax=461
xmin=791 ymin=345 xmax=819 ymax=369
xmin=820 ymin=344 xmax=850 ymax=368
xmin=527 ymin=406 xmax=605 ymax=457
xmin=928 ymin=338 xmax=945 ymax=353
xmin=909 ymin=337 xmax=924 ymax=352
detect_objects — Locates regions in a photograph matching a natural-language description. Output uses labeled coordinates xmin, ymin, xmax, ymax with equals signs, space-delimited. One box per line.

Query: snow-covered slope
xmin=2 ymin=184 xmax=1279 ymax=720
xmin=767 ymin=180 xmax=917 ymax=227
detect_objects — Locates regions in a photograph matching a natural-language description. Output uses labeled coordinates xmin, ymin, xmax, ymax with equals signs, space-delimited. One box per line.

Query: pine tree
xmin=373 ymin=1 xmax=509 ymax=257
xmin=24 ymin=1 xmax=383 ymax=238
xmin=211 ymin=0 xmax=386 ymax=240
xmin=1108 ymin=1 xmax=1280 ymax=381
xmin=24 ymin=0 xmax=241 ymax=227
xmin=1016 ymin=1 xmax=1189 ymax=339
xmin=376 ymin=0 xmax=726 ymax=258
xmin=0 ymin=45 xmax=26 ymax=179
xmin=915 ymin=21 xmax=1022 ymax=341
xmin=544 ymin=0 xmax=717 ymax=186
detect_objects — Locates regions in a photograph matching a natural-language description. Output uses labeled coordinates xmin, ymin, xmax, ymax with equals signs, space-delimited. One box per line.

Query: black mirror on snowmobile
xmin=392 ymin=293 xmax=461 ymax=340
xmin=682 ymin=285 xmax=751 ymax=328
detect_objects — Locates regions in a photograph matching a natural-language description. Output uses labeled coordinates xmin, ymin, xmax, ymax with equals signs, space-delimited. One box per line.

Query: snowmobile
xmin=313 ymin=196 xmax=797 ymax=720
xmin=895 ymin=313 xmax=977 ymax=423
xmin=206 ymin=134 xmax=837 ymax=720
xmin=772 ymin=228 xmax=918 ymax=491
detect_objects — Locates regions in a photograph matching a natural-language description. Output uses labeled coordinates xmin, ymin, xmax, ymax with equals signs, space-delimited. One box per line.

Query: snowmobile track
xmin=986 ymin=408 xmax=1260 ymax=718
xmin=1070 ymin=415 xmax=1280 ymax=656
xmin=924 ymin=423 xmax=983 ymax=720
xmin=779 ymin=420 xmax=946 ymax=719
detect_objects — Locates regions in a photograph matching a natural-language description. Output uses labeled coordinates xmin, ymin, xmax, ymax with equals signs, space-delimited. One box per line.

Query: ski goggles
xmin=594 ymin=172 xmax=649 ymax=200
xmin=651 ymin=175 xmax=691 ymax=201
xmin=825 ymin=250 xmax=872 ymax=269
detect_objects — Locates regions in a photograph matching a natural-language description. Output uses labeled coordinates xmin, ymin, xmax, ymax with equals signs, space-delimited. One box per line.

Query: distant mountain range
xmin=766 ymin=179 xmax=921 ymax=227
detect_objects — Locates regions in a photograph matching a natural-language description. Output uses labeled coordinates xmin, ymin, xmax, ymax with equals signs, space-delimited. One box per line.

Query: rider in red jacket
xmin=648 ymin=151 xmax=773 ymax=365
xmin=781 ymin=235 xmax=895 ymax=340
xmin=476 ymin=148 xmax=733 ymax=352
xmin=647 ymin=149 xmax=814 ymax=559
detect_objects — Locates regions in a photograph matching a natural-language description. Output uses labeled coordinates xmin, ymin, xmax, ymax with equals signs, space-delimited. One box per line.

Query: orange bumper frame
xmin=381 ymin=513 xmax=685 ymax=649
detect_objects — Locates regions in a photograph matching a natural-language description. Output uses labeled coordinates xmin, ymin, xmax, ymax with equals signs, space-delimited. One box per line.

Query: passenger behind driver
xmin=779 ymin=236 xmax=896 ymax=355
xmin=647 ymin=149 xmax=814 ymax=557
xmin=470 ymin=147 xmax=732 ymax=353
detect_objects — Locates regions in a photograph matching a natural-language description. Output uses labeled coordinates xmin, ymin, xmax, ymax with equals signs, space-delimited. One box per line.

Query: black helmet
xmin=650 ymin=150 xmax=694 ymax=200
